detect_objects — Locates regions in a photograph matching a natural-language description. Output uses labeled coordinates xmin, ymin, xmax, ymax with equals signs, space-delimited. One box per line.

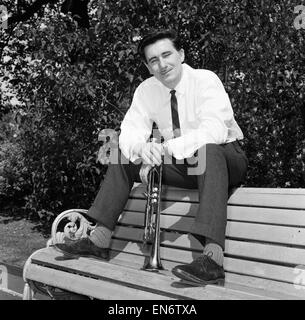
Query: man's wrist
xmin=133 ymin=142 xmax=145 ymax=158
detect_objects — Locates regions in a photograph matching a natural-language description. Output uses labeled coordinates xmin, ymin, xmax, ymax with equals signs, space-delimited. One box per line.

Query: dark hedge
xmin=0 ymin=0 xmax=304 ymax=221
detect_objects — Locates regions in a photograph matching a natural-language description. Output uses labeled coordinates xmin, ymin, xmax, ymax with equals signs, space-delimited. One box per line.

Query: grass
xmin=0 ymin=209 xmax=50 ymax=268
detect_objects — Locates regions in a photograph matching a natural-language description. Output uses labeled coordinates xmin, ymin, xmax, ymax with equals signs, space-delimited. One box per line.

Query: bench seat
xmin=23 ymin=185 xmax=305 ymax=300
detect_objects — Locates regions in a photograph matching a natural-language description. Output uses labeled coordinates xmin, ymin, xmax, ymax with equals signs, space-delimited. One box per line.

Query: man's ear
xmin=179 ymin=49 xmax=185 ymax=63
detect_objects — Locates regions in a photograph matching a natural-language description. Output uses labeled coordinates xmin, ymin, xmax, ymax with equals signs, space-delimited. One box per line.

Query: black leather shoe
xmin=172 ymin=255 xmax=225 ymax=285
xmin=55 ymin=237 xmax=110 ymax=260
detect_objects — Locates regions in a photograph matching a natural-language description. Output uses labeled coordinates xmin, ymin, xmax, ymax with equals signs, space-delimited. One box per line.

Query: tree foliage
xmin=0 ymin=0 xmax=304 ymax=222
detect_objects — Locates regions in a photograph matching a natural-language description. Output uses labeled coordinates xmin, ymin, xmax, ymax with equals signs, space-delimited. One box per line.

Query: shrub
xmin=0 ymin=140 xmax=29 ymax=207
xmin=0 ymin=0 xmax=304 ymax=224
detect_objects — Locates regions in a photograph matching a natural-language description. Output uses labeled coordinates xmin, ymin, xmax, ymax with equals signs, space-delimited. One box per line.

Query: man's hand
xmin=134 ymin=141 xmax=164 ymax=166
xmin=139 ymin=164 xmax=152 ymax=184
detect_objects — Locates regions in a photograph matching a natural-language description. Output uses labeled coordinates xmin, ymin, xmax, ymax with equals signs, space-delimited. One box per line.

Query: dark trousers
xmin=87 ymin=141 xmax=248 ymax=250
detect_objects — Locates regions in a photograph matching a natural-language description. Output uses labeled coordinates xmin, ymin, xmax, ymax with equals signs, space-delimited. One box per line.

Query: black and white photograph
xmin=0 ymin=0 xmax=305 ymax=306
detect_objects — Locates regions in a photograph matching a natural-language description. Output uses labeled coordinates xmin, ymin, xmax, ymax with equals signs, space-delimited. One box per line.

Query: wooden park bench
xmin=22 ymin=184 xmax=305 ymax=300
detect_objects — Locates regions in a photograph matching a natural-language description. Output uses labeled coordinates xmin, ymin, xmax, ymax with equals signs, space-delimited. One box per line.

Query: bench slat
xmin=226 ymin=272 xmax=305 ymax=299
xmin=226 ymin=240 xmax=305 ymax=266
xmin=227 ymin=206 xmax=305 ymax=227
xmin=112 ymin=227 xmax=305 ymax=266
xmin=108 ymin=250 xmax=305 ymax=299
xmin=125 ymin=199 xmax=305 ymax=227
xmin=129 ymin=185 xmax=305 ymax=209
xmin=118 ymin=211 xmax=305 ymax=246
xmin=25 ymin=263 xmax=173 ymax=300
xmin=109 ymin=238 xmax=305 ymax=295
xmin=229 ymin=189 xmax=305 ymax=209
xmin=28 ymin=247 xmax=270 ymax=300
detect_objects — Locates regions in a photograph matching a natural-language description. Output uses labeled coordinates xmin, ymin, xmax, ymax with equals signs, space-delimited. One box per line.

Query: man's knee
xmin=187 ymin=144 xmax=225 ymax=176
xmin=205 ymin=144 xmax=228 ymax=168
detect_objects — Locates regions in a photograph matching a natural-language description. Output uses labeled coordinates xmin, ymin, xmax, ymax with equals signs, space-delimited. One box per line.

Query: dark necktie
xmin=170 ymin=90 xmax=181 ymax=138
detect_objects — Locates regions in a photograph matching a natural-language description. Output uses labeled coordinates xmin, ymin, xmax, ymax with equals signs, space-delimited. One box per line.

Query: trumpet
xmin=142 ymin=164 xmax=164 ymax=271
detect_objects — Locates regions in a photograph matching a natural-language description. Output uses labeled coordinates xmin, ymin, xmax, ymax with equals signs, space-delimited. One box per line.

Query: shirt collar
xmin=171 ymin=63 xmax=190 ymax=96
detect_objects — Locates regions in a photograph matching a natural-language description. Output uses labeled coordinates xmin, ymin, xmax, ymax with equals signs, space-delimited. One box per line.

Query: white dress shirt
xmin=119 ymin=63 xmax=244 ymax=161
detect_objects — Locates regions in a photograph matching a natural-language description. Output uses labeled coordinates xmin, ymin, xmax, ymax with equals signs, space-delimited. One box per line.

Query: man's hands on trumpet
xmin=135 ymin=141 xmax=164 ymax=166
xmin=134 ymin=141 xmax=166 ymax=184
xmin=139 ymin=164 xmax=152 ymax=184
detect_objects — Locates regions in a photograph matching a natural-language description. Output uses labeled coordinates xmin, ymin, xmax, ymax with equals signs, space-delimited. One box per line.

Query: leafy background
xmin=0 ymin=0 xmax=305 ymax=225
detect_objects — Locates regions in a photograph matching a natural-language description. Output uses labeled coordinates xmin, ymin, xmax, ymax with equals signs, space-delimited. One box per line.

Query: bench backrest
xmin=110 ymin=184 xmax=305 ymax=293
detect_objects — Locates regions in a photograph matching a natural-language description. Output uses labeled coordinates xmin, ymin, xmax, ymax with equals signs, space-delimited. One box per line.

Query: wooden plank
xmin=225 ymin=273 xmax=305 ymax=300
xmin=227 ymin=206 xmax=305 ymax=227
xmin=226 ymin=221 xmax=305 ymax=246
xmin=25 ymin=248 xmax=305 ymax=300
xmin=125 ymin=199 xmax=198 ymax=217
xmin=129 ymin=184 xmax=305 ymax=209
xmin=125 ymin=199 xmax=305 ymax=227
xmin=109 ymin=239 xmax=305 ymax=298
xmin=111 ymin=229 xmax=305 ymax=267
xmin=118 ymin=211 xmax=305 ymax=246
xmin=224 ymin=257 xmax=304 ymax=288
xmin=28 ymin=248 xmax=270 ymax=300
xmin=226 ymin=240 xmax=305 ymax=266
xmin=232 ymin=188 xmax=305 ymax=195
xmin=118 ymin=210 xmax=192 ymax=233
xmin=108 ymin=251 xmax=305 ymax=299
xmin=25 ymin=264 xmax=171 ymax=300
xmin=229 ymin=189 xmax=305 ymax=209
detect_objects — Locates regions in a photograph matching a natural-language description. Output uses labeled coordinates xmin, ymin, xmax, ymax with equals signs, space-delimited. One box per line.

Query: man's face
xmin=144 ymin=38 xmax=185 ymax=89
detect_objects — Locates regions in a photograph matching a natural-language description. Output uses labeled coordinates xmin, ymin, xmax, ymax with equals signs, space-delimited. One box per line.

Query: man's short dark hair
xmin=137 ymin=30 xmax=182 ymax=62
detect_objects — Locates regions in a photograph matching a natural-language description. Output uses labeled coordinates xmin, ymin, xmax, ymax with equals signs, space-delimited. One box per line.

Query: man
xmin=56 ymin=30 xmax=248 ymax=285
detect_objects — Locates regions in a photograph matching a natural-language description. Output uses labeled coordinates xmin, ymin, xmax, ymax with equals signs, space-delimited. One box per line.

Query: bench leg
xmin=23 ymin=282 xmax=35 ymax=300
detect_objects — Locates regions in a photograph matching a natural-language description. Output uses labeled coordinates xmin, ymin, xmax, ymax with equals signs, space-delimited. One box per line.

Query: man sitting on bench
xmin=56 ymin=29 xmax=248 ymax=285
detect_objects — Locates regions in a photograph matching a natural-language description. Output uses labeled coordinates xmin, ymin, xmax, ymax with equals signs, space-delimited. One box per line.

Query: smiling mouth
xmin=161 ymin=69 xmax=172 ymax=77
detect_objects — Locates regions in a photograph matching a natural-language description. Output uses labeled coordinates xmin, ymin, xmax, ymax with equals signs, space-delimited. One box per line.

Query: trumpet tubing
xmin=142 ymin=164 xmax=164 ymax=271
